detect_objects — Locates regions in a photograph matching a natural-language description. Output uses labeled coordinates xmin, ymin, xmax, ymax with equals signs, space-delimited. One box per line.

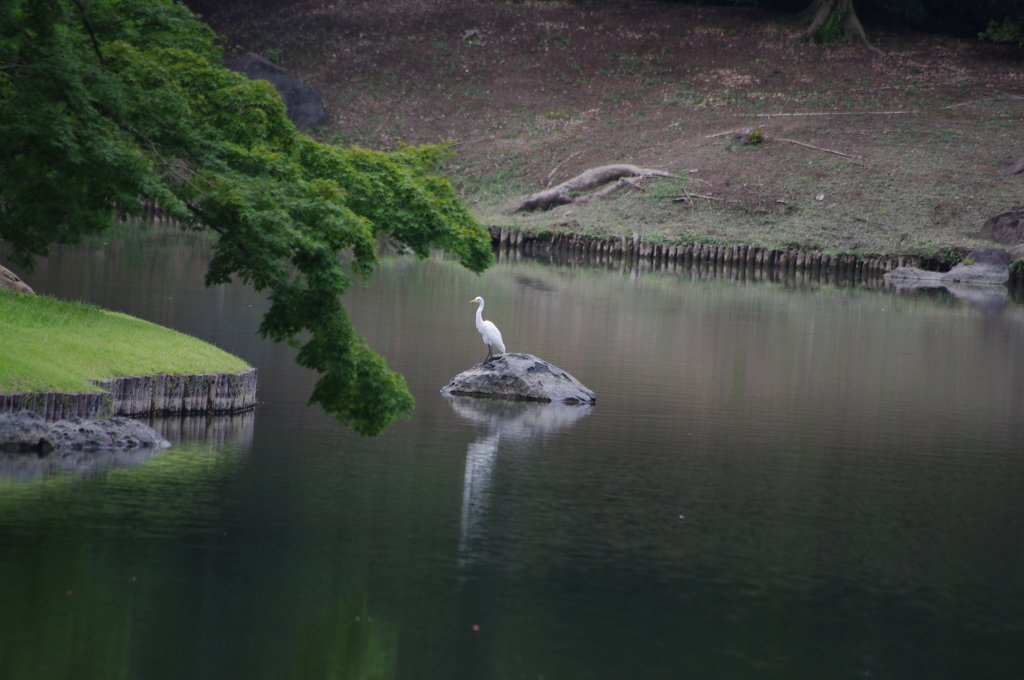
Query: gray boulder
xmin=228 ymin=53 xmax=327 ymax=130
xmin=886 ymin=247 xmax=1009 ymax=285
xmin=0 ymin=411 xmax=52 ymax=452
xmin=441 ymin=353 xmax=596 ymax=404
xmin=942 ymin=248 xmax=1010 ymax=284
xmin=975 ymin=206 xmax=1024 ymax=245
xmin=0 ymin=412 xmax=169 ymax=453
xmin=49 ymin=416 xmax=170 ymax=451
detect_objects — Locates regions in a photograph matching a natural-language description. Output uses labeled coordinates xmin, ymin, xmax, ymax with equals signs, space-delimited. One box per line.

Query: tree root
xmin=514 ymin=164 xmax=675 ymax=212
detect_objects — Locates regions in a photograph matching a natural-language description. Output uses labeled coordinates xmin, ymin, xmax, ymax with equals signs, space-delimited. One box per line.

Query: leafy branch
xmin=0 ymin=0 xmax=492 ymax=436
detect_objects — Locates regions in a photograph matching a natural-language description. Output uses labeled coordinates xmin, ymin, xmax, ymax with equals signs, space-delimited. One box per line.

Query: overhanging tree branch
xmin=71 ymin=0 xmax=106 ymax=66
xmin=0 ymin=0 xmax=493 ymax=436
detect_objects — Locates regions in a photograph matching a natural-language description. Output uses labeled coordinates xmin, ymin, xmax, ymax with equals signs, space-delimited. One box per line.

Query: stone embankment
xmin=0 ymin=368 xmax=258 ymax=421
xmin=489 ymin=228 xmax=1024 ymax=286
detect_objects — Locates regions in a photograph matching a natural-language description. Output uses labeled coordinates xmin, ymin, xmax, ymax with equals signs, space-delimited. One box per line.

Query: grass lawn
xmin=0 ymin=289 xmax=250 ymax=394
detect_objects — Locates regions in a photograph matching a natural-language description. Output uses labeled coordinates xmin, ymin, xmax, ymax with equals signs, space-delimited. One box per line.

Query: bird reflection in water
xmin=446 ymin=396 xmax=593 ymax=566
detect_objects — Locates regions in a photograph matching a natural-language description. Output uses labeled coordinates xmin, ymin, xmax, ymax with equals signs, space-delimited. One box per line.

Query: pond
xmin=2 ymin=225 xmax=1023 ymax=679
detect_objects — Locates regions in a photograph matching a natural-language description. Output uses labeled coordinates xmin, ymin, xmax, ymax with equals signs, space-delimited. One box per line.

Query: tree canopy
xmin=0 ymin=0 xmax=494 ymax=435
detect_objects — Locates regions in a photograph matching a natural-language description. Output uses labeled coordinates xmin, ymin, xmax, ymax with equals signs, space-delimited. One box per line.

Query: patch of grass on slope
xmin=0 ymin=290 xmax=249 ymax=394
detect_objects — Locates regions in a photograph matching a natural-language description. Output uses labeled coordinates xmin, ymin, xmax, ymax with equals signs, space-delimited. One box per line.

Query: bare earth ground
xmin=201 ymin=0 xmax=1024 ymax=259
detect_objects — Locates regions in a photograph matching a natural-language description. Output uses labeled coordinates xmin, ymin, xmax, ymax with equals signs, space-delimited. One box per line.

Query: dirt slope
xmin=200 ymin=0 xmax=1024 ymax=258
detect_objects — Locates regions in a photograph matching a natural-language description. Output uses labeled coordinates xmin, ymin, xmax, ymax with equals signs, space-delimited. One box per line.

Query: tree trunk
xmin=1005 ymin=155 xmax=1024 ymax=176
xmin=513 ymin=164 xmax=674 ymax=212
xmin=795 ymin=0 xmax=881 ymax=54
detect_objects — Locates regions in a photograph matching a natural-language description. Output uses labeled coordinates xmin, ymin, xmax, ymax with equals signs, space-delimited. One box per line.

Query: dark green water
xmin=2 ymin=226 xmax=1023 ymax=679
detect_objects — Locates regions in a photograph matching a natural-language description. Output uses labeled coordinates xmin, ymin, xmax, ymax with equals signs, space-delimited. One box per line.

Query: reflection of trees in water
xmin=1 ymin=430 xmax=398 ymax=680
xmin=447 ymin=397 xmax=592 ymax=565
xmin=0 ymin=539 xmax=134 ymax=680
xmin=34 ymin=219 xmax=217 ymax=304
xmin=286 ymin=598 xmax=396 ymax=680
xmin=0 ymin=442 xmax=246 ymax=680
xmin=888 ymin=279 xmax=1024 ymax=414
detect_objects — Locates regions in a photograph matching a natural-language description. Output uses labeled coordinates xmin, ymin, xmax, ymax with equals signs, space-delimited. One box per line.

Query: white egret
xmin=470 ymin=296 xmax=505 ymax=363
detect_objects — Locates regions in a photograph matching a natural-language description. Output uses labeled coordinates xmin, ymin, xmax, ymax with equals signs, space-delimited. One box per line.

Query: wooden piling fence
xmin=486 ymin=227 xmax=1011 ymax=285
xmin=0 ymin=368 xmax=257 ymax=421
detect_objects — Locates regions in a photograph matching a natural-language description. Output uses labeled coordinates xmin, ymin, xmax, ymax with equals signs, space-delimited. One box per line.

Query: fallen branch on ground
xmin=545 ymin=149 xmax=587 ymax=187
xmin=774 ymin=138 xmax=864 ymax=160
xmin=670 ymin=193 xmax=737 ymax=203
xmin=676 ymin=184 xmax=695 ymax=207
xmin=942 ymin=96 xmax=1024 ymax=109
xmin=751 ymin=110 xmax=916 ymax=118
xmin=706 ymin=126 xmax=766 ymax=139
xmin=513 ymin=164 xmax=674 ymax=212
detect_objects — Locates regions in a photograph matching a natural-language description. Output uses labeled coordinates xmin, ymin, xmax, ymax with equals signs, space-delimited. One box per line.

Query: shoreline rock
xmin=441 ymin=353 xmax=596 ymax=404
xmin=885 ymin=247 xmax=1010 ymax=286
xmin=0 ymin=410 xmax=170 ymax=454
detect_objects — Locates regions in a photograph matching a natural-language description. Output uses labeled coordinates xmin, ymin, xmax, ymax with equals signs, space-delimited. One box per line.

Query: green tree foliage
xmin=0 ymin=0 xmax=494 ymax=435
xmin=980 ymin=14 xmax=1024 ymax=47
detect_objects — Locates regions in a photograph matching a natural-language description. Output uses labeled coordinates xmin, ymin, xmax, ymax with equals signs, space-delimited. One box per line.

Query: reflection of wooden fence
xmin=0 ymin=369 xmax=257 ymax=421
xmin=490 ymin=227 xmax=1024 ymax=287
xmin=148 ymin=410 xmax=255 ymax=448
xmin=139 ymin=201 xmax=171 ymax=221
xmin=113 ymin=201 xmax=173 ymax=221
xmin=492 ymin=227 xmax=913 ymax=277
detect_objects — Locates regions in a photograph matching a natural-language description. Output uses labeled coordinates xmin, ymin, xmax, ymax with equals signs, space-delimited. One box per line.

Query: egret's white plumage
xmin=470 ymin=296 xmax=505 ymax=363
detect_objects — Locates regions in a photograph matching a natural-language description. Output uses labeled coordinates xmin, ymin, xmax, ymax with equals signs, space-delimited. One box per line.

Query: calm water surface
xmin=2 ymin=227 xmax=1023 ymax=679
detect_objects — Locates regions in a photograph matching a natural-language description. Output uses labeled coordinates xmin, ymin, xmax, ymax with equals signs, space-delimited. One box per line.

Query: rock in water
xmin=0 ymin=411 xmax=170 ymax=453
xmin=49 ymin=417 xmax=170 ymax=451
xmin=0 ymin=411 xmax=51 ymax=452
xmin=942 ymin=248 xmax=1010 ymax=284
xmin=441 ymin=353 xmax=596 ymax=404
xmin=886 ymin=247 xmax=1010 ymax=285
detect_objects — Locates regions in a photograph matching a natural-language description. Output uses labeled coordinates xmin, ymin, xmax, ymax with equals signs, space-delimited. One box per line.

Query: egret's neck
xmin=474 ymin=302 xmax=484 ymax=329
